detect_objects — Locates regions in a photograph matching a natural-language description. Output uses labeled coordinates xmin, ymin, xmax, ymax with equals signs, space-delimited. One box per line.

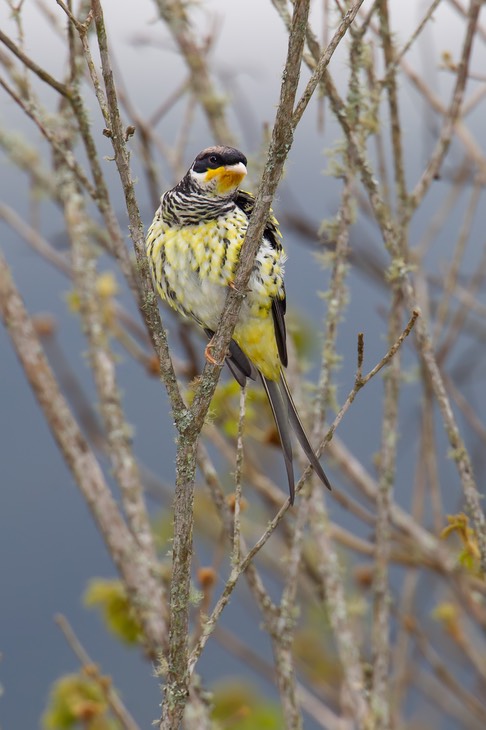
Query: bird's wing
xmin=234 ymin=190 xmax=282 ymax=251
xmin=204 ymin=328 xmax=257 ymax=387
xmin=234 ymin=190 xmax=288 ymax=367
xmin=272 ymin=295 xmax=288 ymax=368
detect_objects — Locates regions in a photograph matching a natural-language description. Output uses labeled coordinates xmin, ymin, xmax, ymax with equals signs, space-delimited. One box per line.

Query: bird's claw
xmin=228 ymin=279 xmax=251 ymax=296
xmin=205 ymin=340 xmax=226 ymax=367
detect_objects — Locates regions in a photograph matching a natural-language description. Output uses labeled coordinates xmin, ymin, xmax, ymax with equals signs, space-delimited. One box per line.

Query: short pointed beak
xmin=205 ymin=160 xmax=247 ymax=194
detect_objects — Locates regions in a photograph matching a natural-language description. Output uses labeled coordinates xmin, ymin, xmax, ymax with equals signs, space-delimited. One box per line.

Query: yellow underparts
xmin=147 ymin=214 xmax=282 ymax=381
xmin=234 ymin=317 xmax=280 ymax=381
xmin=165 ymin=219 xmax=243 ymax=284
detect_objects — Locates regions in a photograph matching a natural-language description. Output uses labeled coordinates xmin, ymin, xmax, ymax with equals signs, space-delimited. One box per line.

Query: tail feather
xmin=280 ymin=371 xmax=332 ymax=492
xmin=260 ymin=374 xmax=295 ymax=504
xmin=230 ymin=365 xmax=331 ymax=504
xmin=225 ymin=358 xmax=247 ymax=388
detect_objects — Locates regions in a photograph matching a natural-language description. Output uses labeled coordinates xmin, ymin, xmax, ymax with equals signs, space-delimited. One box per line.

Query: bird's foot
xmin=228 ymin=279 xmax=250 ymax=296
xmin=204 ymin=339 xmax=225 ymax=367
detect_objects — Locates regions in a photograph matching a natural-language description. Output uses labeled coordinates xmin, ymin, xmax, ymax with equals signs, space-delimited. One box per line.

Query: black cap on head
xmin=192 ymin=146 xmax=247 ymax=174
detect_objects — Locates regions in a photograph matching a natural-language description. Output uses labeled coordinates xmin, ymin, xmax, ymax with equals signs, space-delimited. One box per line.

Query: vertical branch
xmin=305 ymin=8 xmax=486 ymax=572
xmin=298 ymin=17 xmax=366 ymax=722
xmin=274 ymin=498 xmax=308 ymax=730
xmin=370 ymin=291 xmax=402 ymax=727
xmin=196 ymin=444 xmax=306 ymax=730
xmin=370 ymin=5 xmax=406 ymax=722
xmin=161 ymin=2 xmax=312 ymax=725
xmin=291 ymin=0 xmax=366 ymax=130
xmin=159 ymin=436 xmax=198 ymax=729
xmin=232 ymin=384 xmax=247 ymax=566
xmin=308 ymin=167 xmax=367 ymax=720
xmin=68 ymin=188 xmax=164 ymax=593
xmin=408 ymin=0 xmax=482 ymax=212
xmin=189 ymin=0 xmax=361 ymax=431
xmin=313 ymin=82 xmax=354 ymax=425
xmin=378 ymin=0 xmax=407 ymax=213
xmin=90 ymin=0 xmax=188 ymax=427
xmin=60 ymin=6 xmax=163 ymax=574
xmin=433 ymin=179 xmax=482 ymax=344
xmin=309 ymin=500 xmax=368 ymax=723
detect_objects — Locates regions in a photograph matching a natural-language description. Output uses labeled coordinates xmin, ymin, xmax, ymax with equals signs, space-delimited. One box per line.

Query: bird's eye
xmin=208 ymin=155 xmax=219 ymax=165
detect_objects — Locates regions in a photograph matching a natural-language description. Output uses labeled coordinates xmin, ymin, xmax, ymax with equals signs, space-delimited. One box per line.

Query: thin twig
xmin=90 ymin=0 xmax=188 ymax=428
xmin=152 ymin=0 xmax=235 ymax=146
xmin=0 ymin=252 xmax=167 ymax=655
xmin=232 ymin=384 xmax=247 ymax=566
xmin=55 ymin=614 xmax=141 ymax=730
xmin=409 ymin=0 xmax=484 ymax=209
xmin=67 ymin=185 xmax=164 ymax=596
xmin=0 ymin=26 xmax=69 ymax=96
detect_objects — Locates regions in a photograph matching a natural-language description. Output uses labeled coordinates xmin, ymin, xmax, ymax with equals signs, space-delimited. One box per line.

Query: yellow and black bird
xmin=146 ymin=146 xmax=331 ymax=503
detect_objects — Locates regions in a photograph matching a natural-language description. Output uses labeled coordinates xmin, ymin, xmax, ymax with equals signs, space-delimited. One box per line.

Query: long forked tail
xmin=260 ymin=374 xmax=295 ymax=503
xmin=261 ymin=371 xmax=332 ymax=503
xmin=280 ymin=371 xmax=332 ymax=491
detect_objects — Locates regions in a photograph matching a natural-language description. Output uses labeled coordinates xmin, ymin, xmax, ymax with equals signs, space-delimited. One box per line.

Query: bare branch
xmin=0 ymin=251 xmax=167 ymax=655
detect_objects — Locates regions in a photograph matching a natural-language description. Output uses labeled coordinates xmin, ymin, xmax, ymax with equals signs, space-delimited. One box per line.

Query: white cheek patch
xmin=190 ymin=170 xmax=215 ymax=191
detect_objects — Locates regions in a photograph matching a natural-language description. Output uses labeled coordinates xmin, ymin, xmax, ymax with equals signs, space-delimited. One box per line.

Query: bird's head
xmin=188 ymin=146 xmax=247 ymax=197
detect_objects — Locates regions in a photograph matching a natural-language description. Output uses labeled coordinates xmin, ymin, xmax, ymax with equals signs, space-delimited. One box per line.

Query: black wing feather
xmin=272 ymin=296 xmax=288 ymax=367
xmin=235 ymin=190 xmax=288 ymax=367
xmin=234 ymin=190 xmax=282 ymax=251
xmin=204 ymin=328 xmax=257 ymax=386
xmin=223 ymin=191 xmax=331 ymax=501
